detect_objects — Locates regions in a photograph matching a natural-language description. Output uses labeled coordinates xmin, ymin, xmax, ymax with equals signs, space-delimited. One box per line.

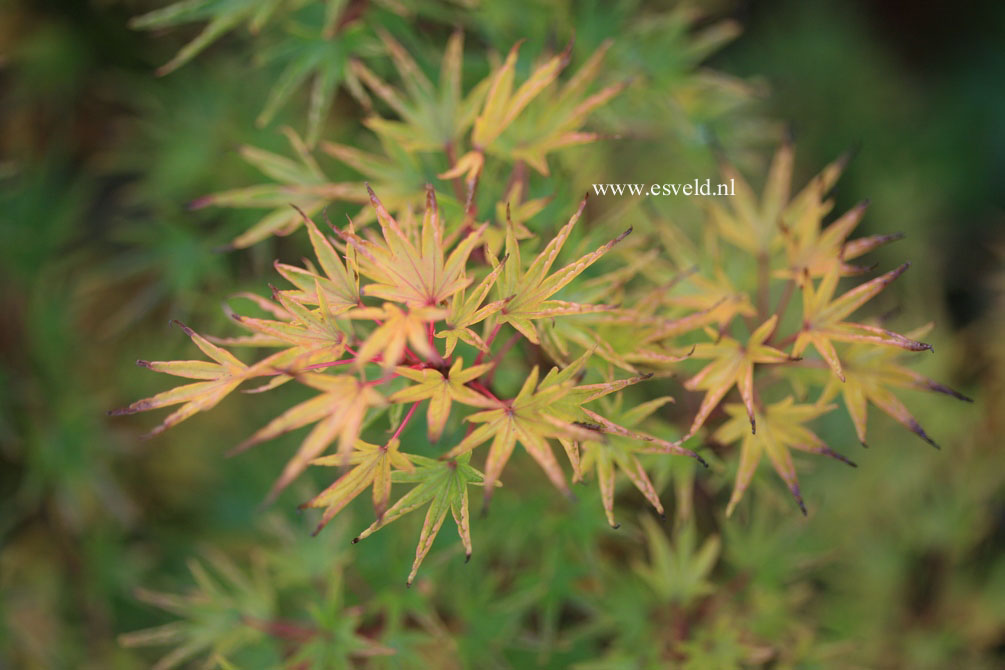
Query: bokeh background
xmin=1 ymin=0 xmax=1002 ymax=668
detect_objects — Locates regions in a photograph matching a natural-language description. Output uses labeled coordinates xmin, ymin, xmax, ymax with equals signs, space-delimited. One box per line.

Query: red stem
xmin=473 ymin=323 xmax=502 ymax=366
xmin=468 ymin=380 xmax=501 ymax=403
xmin=391 ymin=402 xmax=420 ymax=441
xmin=483 ymin=332 xmax=521 ymax=386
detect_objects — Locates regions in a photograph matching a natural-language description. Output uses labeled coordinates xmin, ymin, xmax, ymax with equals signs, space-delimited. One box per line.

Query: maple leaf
xmin=441 ymin=353 xmax=675 ymax=507
xmin=570 ymin=396 xmax=707 ymax=528
xmin=348 ymin=304 xmax=446 ymax=372
xmin=793 ymin=263 xmax=933 ymax=382
xmin=351 ymin=453 xmax=494 ymax=586
xmin=817 ymin=324 xmax=972 ymax=449
xmin=338 ymin=184 xmax=485 ymax=307
xmin=633 ymin=517 xmax=721 ymax=605
xmin=776 ymin=199 xmax=903 ymax=281
xmin=351 ymin=29 xmax=489 ymax=152
xmin=117 ymin=549 xmax=274 ymax=670
xmin=437 ymin=252 xmax=509 ymax=356
xmin=110 ymin=321 xmax=248 ymax=437
xmin=712 ymin=398 xmax=855 ymax=517
xmin=279 ymin=207 xmax=361 ymax=312
xmin=230 ymin=373 xmax=385 ymax=501
xmin=682 ymin=315 xmax=793 ymax=439
xmin=190 ymin=129 xmax=363 ymax=249
xmin=253 ymin=12 xmax=370 ymax=147
xmin=709 ymin=141 xmax=848 ymax=256
xmin=494 ymin=39 xmax=627 ymax=176
xmin=304 ymin=437 xmax=415 ymax=532
xmin=130 ymin=0 xmax=285 ymax=76
xmin=221 ymin=285 xmax=348 ymax=393
xmin=441 ymin=39 xmax=622 ymax=181
xmin=491 ymin=196 xmax=632 ymax=343
xmin=440 ymin=364 xmax=594 ymax=501
xmin=389 ymin=359 xmax=496 ymax=442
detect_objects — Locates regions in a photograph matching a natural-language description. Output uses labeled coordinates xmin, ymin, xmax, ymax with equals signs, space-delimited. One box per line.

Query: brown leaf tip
xmin=136 ymin=360 xmax=152 ymax=369
xmin=790 ymin=484 xmax=807 ymax=516
xmin=171 ymin=320 xmax=195 ymax=337
xmin=909 ymin=419 xmax=940 ymax=450
xmin=187 ymin=195 xmax=213 ymax=211
xmin=612 ymin=226 xmax=633 ymax=245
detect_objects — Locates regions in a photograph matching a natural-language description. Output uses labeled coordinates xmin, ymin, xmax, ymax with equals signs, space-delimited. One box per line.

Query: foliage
xmin=1 ymin=0 xmax=1000 ymax=668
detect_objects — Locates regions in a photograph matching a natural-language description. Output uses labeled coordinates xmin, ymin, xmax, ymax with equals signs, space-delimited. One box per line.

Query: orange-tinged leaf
xmin=818 ymin=333 xmax=971 ymax=448
xmin=714 ymin=398 xmax=853 ymax=517
xmin=306 ymin=437 xmax=414 ymax=531
xmin=683 ymin=315 xmax=792 ymax=439
xmin=794 ymin=263 xmax=932 ymax=381
xmin=111 ymin=322 xmax=249 ymax=437
xmin=230 ymin=374 xmax=385 ymax=498
xmin=389 ymin=359 xmax=495 ymax=441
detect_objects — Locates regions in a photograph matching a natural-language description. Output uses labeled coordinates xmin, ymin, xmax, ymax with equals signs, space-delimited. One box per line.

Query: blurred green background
xmin=1 ymin=0 xmax=1002 ymax=668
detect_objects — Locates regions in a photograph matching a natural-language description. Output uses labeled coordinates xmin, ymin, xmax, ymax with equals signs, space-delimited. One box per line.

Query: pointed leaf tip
xmin=909 ymin=419 xmax=940 ymax=449
xmin=170 ymin=320 xmax=195 ymax=337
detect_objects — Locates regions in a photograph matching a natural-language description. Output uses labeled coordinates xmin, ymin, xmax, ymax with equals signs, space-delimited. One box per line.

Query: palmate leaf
xmin=190 ymin=129 xmax=363 ymax=249
xmin=709 ymin=141 xmax=849 ymax=257
xmin=254 ymin=11 xmax=372 ymax=147
xmin=776 ymin=198 xmax=904 ymax=282
xmin=491 ymin=195 xmax=632 ymax=343
xmin=338 ymin=184 xmax=484 ymax=307
xmin=389 ymin=359 xmax=495 ymax=442
xmin=712 ymin=398 xmax=856 ymax=517
xmin=118 ymin=549 xmax=274 ymax=670
xmin=130 ymin=0 xmax=287 ymax=76
xmin=230 ymin=373 xmax=385 ymax=501
xmin=682 ymin=315 xmax=793 ymax=440
xmin=793 ymin=263 xmax=933 ymax=382
xmin=493 ymin=40 xmax=627 ymax=176
xmin=306 ymin=436 xmax=414 ymax=531
xmin=817 ymin=324 xmax=972 ymax=449
xmin=352 ymin=29 xmax=489 ymax=152
xmin=633 ymin=517 xmax=721 ymax=605
xmin=227 ymin=288 xmax=348 ymax=392
xmin=571 ymin=395 xmax=707 ymax=528
xmin=437 ymin=251 xmax=509 ymax=356
xmin=110 ymin=321 xmax=250 ymax=438
xmin=132 ymin=0 xmax=381 ymax=146
xmin=441 ymin=352 xmax=703 ymax=508
xmin=441 ymin=363 xmax=597 ymax=501
xmin=319 ymin=131 xmax=450 ymax=226
xmin=348 ymin=303 xmax=446 ymax=372
xmin=440 ymin=39 xmax=623 ymax=181
xmin=351 ymin=452 xmax=494 ymax=586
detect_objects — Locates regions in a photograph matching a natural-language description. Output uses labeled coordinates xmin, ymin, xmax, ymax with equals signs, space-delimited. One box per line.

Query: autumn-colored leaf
xmin=230 ymin=373 xmax=385 ymax=500
xmin=683 ymin=315 xmax=792 ymax=439
xmin=389 ymin=359 xmax=495 ymax=442
xmin=110 ymin=321 xmax=249 ymax=438
xmin=305 ymin=437 xmax=415 ymax=531
xmin=713 ymin=398 xmax=855 ymax=517
xmin=818 ymin=324 xmax=972 ymax=448
xmin=793 ymin=263 xmax=932 ymax=382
